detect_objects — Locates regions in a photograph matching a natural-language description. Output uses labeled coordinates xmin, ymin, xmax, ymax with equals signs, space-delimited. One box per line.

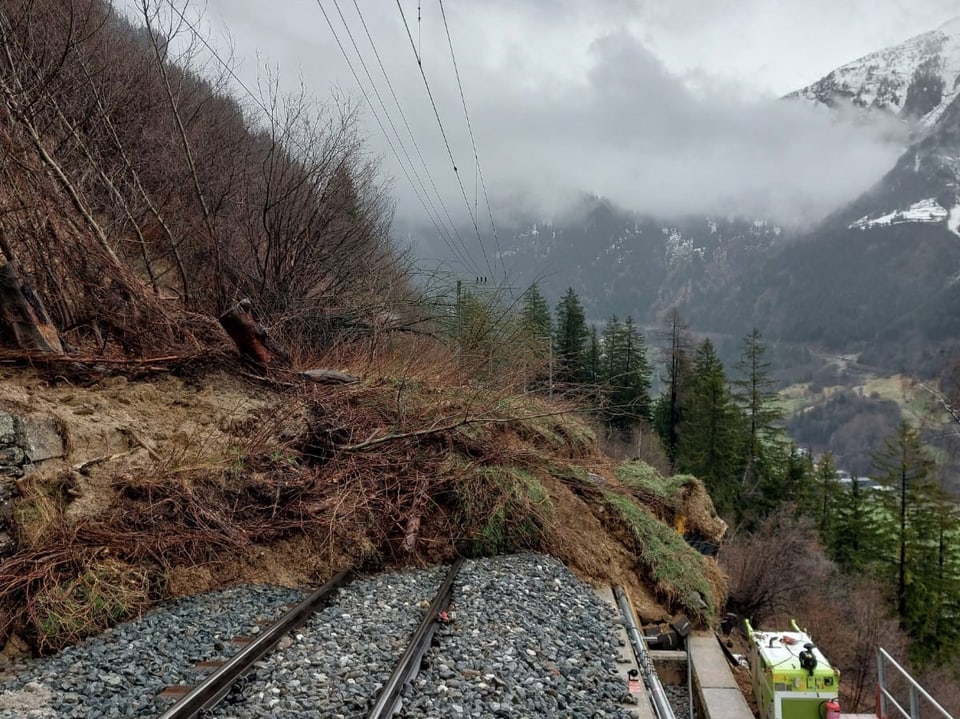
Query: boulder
xmin=0 ymin=409 xmax=67 ymax=476
xmin=22 ymin=417 xmax=65 ymax=463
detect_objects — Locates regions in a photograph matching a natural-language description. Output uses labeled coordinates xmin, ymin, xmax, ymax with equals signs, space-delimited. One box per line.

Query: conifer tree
xmin=586 ymin=325 xmax=602 ymax=384
xmin=519 ymin=283 xmax=554 ymax=389
xmin=814 ymin=452 xmax=842 ymax=544
xmin=654 ymin=307 xmax=692 ymax=463
xmin=732 ymin=328 xmax=785 ymax=510
xmin=677 ymin=338 xmax=741 ymax=515
xmin=521 ymin=283 xmax=552 ymax=341
xmin=873 ymin=422 xmax=934 ymax=616
xmin=601 ymin=315 xmax=623 ymax=385
xmin=600 ymin=315 xmax=652 ymax=428
xmin=903 ymin=475 xmax=960 ymax=665
xmin=829 ymin=474 xmax=881 ymax=572
xmin=871 ymin=421 xmax=949 ymax=662
xmin=780 ymin=447 xmax=815 ymax=509
xmin=553 ymin=287 xmax=589 ymax=384
xmin=733 ymin=328 xmax=783 ymax=447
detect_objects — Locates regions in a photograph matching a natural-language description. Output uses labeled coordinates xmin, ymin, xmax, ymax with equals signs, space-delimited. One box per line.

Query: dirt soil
xmin=0 ymin=363 xmax=721 ymax=656
xmin=1 ymin=366 xmax=274 ymax=520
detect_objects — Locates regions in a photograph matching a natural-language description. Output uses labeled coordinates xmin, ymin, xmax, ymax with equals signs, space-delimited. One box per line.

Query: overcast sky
xmin=141 ymin=0 xmax=959 ymax=240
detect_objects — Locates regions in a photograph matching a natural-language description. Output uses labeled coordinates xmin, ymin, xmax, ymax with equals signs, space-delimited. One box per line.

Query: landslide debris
xmin=0 ymin=364 xmax=726 ymax=655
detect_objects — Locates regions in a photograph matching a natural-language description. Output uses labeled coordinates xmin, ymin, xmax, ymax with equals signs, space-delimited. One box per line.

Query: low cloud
xmin=426 ymin=30 xmax=908 ymax=228
xmin=188 ymin=0 xmax=912 ymax=231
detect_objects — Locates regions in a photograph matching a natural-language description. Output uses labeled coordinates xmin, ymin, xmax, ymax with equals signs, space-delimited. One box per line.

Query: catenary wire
xmin=340 ymin=0 xmax=479 ymax=271
xmin=316 ymin=0 xmax=478 ymax=271
xmin=167 ymin=0 xmax=473 ymax=272
xmin=437 ymin=0 xmax=505 ymax=281
xmin=395 ymin=0 xmax=494 ymax=279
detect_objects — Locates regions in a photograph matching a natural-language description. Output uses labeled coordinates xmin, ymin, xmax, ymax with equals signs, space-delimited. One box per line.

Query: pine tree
xmin=553 ymin=287 xmax=589 ymax=384
xmin=586 ymin=325 xmax=601 ymax=384
xmin=600 ymin=315 xmax=652 ymax=428
xmin=677 ymin=338 xmax=741 ymax=515
xmin=780 ymin=447 xmax=815 ymax=509
xmin=521 ymin=283 xmax=552 ymax=341
xmin=732 ymin=328 xmax=784 ymax=510
xmin=814 ymin=452 xmax=842 ymax=545
xmin=519 ymin=283 xmax=555 ymax=390
xmin=601 ymin=315 xmax=622 ymax=385
xmin=829 ymin=474 xmax=882 ymax=572
xmin=733 ymin=328 xmax=783 ymax=447
xmin=873 ymin=422 xmax=934 ymax=617
xmin=904 ymin=476 xmax=960 ymax=665
xmin=654 ymin=308 xmax=692 ymax=463
xmin=874 ymin=422 xmax=960 ymax=663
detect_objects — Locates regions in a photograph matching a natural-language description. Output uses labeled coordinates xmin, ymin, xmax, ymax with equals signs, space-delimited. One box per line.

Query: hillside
xmin=0 ymin=360 xmax=727 ymax=655
xmin=0 ymin=0 xmax=727 ymax=657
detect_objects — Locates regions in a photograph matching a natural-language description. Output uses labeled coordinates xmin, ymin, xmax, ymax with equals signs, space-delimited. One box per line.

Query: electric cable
xmin=438 ymin=0 xmax=505 ymax=281
xmin=165 ymin=0 xmax=464 ymax=271
xmin=345 ymin=0 xmax=479 ymax=272
xmin=395 ymin=0 xmax=493 ymax=278
xmin=316 ymin=0 xmax=477 ymax=271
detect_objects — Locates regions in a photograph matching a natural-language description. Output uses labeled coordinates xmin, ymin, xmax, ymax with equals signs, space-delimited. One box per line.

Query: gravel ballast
xmin=0 ymin=554 xmax=647 ymax=718
xmin=399 ymin=554 xmax=637 ymax=718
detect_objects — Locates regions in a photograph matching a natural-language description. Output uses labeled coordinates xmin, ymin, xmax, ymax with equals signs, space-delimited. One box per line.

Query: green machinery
xmin=745 ymin=619 xmax=841 ymax=719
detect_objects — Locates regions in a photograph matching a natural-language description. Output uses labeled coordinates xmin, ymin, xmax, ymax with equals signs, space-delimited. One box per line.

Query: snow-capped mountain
xmin=447 ymin=18 xmax=960 ymax=370
xmin=790 ymin=17 xmax=960 ymax=127
xmin=740 ymin=19 xmax=960 ymax=358
xmin=789 ymin=18 xmax=960 ymax=237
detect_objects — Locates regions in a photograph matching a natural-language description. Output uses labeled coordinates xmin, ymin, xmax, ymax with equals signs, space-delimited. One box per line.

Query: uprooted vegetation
xmin=0 ymin=360 xmax=727 ymax=654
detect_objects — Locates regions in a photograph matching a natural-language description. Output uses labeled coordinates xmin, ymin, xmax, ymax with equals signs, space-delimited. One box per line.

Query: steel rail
xmin=366 ymin=558 xmax=465 ymax=719
xmin=157 ymin=567 xmax=352 ymax=719
xmin=614 ymin=585 xmax=676 ymax=719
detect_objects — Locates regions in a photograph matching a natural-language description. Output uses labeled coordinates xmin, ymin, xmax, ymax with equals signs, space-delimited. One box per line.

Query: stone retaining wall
xmin=0 ymin=409 xmax=66 ymax=557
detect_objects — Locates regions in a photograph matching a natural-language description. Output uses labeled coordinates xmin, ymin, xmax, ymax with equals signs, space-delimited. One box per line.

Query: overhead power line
xmin=394 ymin=0 xmax=494 ymax=279
xmin=164 ymin=0 xmax=466 ymax=268
xmin=437 ymin=0 xmax=504 ymax=281
xmin=343 ymin=0 xmax=479 ymax=272
xmin=316 ymin=0 xmax=478 ymax=272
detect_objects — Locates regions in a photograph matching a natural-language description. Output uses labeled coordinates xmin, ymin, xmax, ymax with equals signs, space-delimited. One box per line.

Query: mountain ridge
xmin=788 ymin=16 xmax=960 ymax=127
xmin=478 ymin=18 xmax=960 ymax=373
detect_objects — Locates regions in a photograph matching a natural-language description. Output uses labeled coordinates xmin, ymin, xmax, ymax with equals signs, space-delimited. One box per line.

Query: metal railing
xmin=877 ymin=648 xmax=954 ymax=719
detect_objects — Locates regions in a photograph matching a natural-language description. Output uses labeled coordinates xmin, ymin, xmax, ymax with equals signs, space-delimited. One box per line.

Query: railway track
xmin=156 ymin=561 xmax=465 ymax=719
xmin=0 ymin=554 xmax=639 ymax=719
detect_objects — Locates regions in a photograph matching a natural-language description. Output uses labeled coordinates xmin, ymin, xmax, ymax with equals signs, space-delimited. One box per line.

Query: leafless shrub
xmin=0 ymin=0 xmax=405 ymax=360
xmin=722 ymin=508 xmax=832 ymax=625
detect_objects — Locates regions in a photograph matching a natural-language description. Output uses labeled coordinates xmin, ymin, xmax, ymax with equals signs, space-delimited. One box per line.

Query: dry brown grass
xmin=0 ymin=340 xmax=726 ymax=653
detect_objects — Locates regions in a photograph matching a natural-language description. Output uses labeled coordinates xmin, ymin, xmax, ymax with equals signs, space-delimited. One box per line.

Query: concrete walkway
xmin=689 ymin=633 xmax=753 ymax=719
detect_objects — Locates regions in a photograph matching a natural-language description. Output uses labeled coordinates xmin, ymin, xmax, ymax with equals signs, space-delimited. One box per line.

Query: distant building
xmin=836 ymin=470 xmax=882 ymax=490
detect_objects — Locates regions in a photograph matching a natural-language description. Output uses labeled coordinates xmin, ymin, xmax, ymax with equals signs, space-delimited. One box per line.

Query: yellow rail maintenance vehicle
xmin=745 ymin=619 xmax=841 ymax=719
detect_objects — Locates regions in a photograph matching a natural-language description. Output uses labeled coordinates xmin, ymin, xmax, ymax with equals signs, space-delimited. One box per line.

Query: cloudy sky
xmin=139 ymin=0 xmax=958 ymax=242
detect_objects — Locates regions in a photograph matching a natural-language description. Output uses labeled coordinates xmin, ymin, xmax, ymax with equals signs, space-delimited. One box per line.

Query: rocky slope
xmin=0 ymin=362 xmax=727 ymax=656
